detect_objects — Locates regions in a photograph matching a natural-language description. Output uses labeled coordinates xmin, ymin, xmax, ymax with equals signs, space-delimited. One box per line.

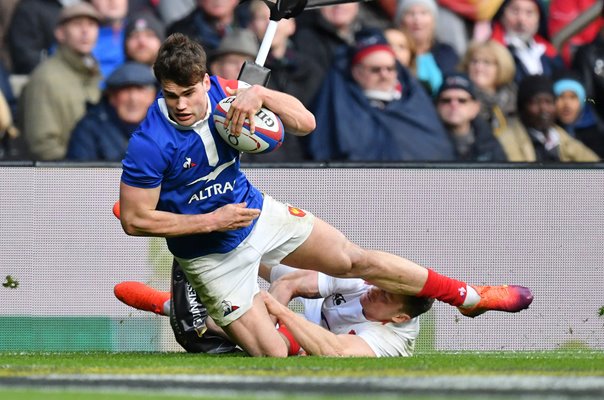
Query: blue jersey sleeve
xmin=121 ymin=130 xmax=168 ymax=189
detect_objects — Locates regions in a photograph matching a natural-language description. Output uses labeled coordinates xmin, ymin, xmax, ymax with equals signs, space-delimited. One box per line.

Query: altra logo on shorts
xmin=183 ymin=157 xmax=197 ymax=169
xmin=288 ymin=205 xmax=306 ymax=217
xmin=222 ymin=300 xmax=240 ymax=317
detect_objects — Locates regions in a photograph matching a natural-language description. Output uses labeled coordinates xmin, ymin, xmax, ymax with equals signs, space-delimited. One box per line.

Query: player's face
xmin=360 ymin=286 xmax=406 ymax=323
xmin=555 ymin=91 xmax=581 ymax=125
xmin=161 ymin=75 xmax=211 ymax=127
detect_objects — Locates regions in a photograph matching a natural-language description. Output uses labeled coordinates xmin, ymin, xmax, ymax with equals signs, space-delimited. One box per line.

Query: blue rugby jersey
xmin=121 ymin=76 xmax=264 ymax=259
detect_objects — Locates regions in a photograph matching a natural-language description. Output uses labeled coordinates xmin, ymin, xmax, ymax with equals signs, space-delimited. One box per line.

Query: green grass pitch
xmin=1 ymin=351 xmax=603 ymax=399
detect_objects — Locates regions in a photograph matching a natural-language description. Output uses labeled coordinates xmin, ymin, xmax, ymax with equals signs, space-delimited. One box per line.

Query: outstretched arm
xmin=261 ymin=291 xmax=376 ymax=357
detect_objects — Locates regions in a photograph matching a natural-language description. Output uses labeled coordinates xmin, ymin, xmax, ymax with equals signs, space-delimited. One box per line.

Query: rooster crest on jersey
xmin=212 ymin=96 xmax=284 ymax=154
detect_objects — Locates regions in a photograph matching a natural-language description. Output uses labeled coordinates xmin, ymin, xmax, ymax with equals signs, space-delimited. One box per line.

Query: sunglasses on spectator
xmin=438 ymin=96 xmax=472 ymax=104
xmin=359 ymin=64 xmax=397 ymax=74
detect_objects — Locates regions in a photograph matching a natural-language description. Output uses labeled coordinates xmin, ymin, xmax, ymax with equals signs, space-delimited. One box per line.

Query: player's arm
xmin=261 ymin=291 xmax=377 ymax=357
xmin=225 ymin=85 xmax=316 ymax=137
xmin=119 ymin=182 xmax=260 ymax=237
xmin=268 ymin=268 xmax=322 ymax=305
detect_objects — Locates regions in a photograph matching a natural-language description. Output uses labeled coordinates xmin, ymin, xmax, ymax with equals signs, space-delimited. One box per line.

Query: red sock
xmin=417 ymin=268 xmax=468 ymax=306
xmin=277 ymin=324 xmax=301 ymax=356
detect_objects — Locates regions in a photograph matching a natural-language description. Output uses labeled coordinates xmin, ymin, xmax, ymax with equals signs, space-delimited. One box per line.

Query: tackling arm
xmin=261 ymin=291 xmax=377 ymax=357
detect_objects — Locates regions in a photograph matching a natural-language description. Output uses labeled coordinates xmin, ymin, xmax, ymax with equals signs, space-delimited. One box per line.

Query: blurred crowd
xmin=1 ymin=0 xmax=603 ymax=163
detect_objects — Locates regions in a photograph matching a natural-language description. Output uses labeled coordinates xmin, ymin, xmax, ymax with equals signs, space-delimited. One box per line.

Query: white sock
xmin=162 ymin=300 xmax=171 ymax=316
xmin=461 ymin=285 xmax=480 ymax=308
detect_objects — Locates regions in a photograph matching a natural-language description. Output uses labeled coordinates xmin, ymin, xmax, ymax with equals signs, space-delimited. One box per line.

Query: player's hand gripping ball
xmin=212 ymin=96 xmax=284 ymax=154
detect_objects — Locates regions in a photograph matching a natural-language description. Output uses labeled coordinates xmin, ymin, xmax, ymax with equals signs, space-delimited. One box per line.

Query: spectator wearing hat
xmin=66 ymin=61 xmax=157 ymax=161
xmin=436 ymin=73 xmax=507 ymax=161
xmin=490 ymin=0 xmax=565 ymax=84
xmin=208 ymin=28 xmax=257 ymax=80
xmin=497 ymin=74 xmax=599 ymax=162
xmin=18 ymin=1 xmax=102 ymax=161
xmin=554 ymin=74 xmax=604 ymax=158
xmin=167 ymin=0 xmax=250 ymax=52
xmin=308 ymin=29 xmax=454 ymax=162
xmin=125 ymin=11 xmax=165 ymax=66
xmin=394 ymin=0 xmax=459 ymax=95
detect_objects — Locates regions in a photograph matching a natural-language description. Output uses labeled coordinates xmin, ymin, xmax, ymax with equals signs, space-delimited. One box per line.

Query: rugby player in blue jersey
xmin=118 ymin=33 xmax=533 ymax=357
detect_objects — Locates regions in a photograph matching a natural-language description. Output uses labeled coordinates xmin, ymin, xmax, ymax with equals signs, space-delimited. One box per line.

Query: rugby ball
xmin=212 ymin=96 xmax=284 ymax=154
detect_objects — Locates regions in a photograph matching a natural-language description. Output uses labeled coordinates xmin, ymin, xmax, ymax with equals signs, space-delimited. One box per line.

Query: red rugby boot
xmin=458 ymin=285 xmax=533 ymax=318
xmin=114 ymin=281 xmax=170 ymax=315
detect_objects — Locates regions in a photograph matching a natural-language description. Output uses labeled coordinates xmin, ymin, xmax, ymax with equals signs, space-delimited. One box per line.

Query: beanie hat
xmin=395 ymin=0 xmax=438 ymax=24
xmin=553 ymin=79 xmax=586 ymax=109
xmin=125 ymin=12 xmax=165 ymax=41
xmin=517 ymin=74 xmax=554 ymax=111
xmin=437 ymin=73 xmax=477 ymax=99
xmin=351 ymin=29 xmax=395 ymax=65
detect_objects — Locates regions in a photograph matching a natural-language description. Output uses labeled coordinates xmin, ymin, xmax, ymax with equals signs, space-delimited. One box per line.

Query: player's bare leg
xmin=282 ymin=218 xmax=533 ymax=316
xmin=220 ymin=293 xmax=289 ymax=357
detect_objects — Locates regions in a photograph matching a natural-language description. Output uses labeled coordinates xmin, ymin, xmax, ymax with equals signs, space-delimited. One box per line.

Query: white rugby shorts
xmin=175 ymin=194 xmax=315 ymax=326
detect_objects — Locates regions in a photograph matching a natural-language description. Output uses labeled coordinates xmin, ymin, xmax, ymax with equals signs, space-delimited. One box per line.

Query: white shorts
xmin=175 ymin=194 xmax=315 ymax=326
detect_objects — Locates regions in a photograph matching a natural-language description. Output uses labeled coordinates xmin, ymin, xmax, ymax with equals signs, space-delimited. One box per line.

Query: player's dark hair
xmin=400 ymin=295 xmax=435 ymax=319
xmin=153 ymin=33 xmax=207 ymax=87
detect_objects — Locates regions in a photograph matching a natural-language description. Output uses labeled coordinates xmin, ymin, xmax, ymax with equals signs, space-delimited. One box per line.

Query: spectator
xmin=548 ymin=0 xmax=603 ymax=67
xmin=293 ymin=3 xmax=364 ymax=85
xmin=490 ymin=0 xmax=565 ymax=84
xmin=572 ymin=11 xmax=604 ymax=121
xmin=554 ymin=74 xmax=604 ymax=158
xmin=0 ymin=61 xmax=26 ymax=159
xmin=244 ymin=0 xmax=324 ymax=163
xmin=124 ymin=11 xmax=165 ymax=66
xmin=7 ymin=0 xmax=64 ymax=74
xmin=0 ymin=0 xmax=20 ymax=69
xmin=208 ymin=28 xmax=257 ymax=80
xmin=395 ymin=0 xmax=459 ymax=94
xmin=308 ymin=30 xmax=455 ymax=162
xmin=497 ymin=74 xmax=599 ymax=162
xmin=91 ymin=0 xmax=129 ymax=83
xmin=458 ymin=40 xmax=517 ymax=137
xmin=0 ymin=87 xmax=21 ymax=160
xmin=18 ymin=2 xmax=102 ymax=161
xmin=435 ymin=73 xmax=508 ymax=161
xmin=156 ymin=0 xmax=195 ymax=26
xmin=384 ymin=27 xmax=417 ymax=73
xmin=436 ymin=0 xmax=504 ymax=51
xmin=66 ymin=61 xmax=156 ymax=161
xmin=247 ymin=0 xmax=323 ymax=108
xmin=167 ymin=0 xmax=250 ymax=52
